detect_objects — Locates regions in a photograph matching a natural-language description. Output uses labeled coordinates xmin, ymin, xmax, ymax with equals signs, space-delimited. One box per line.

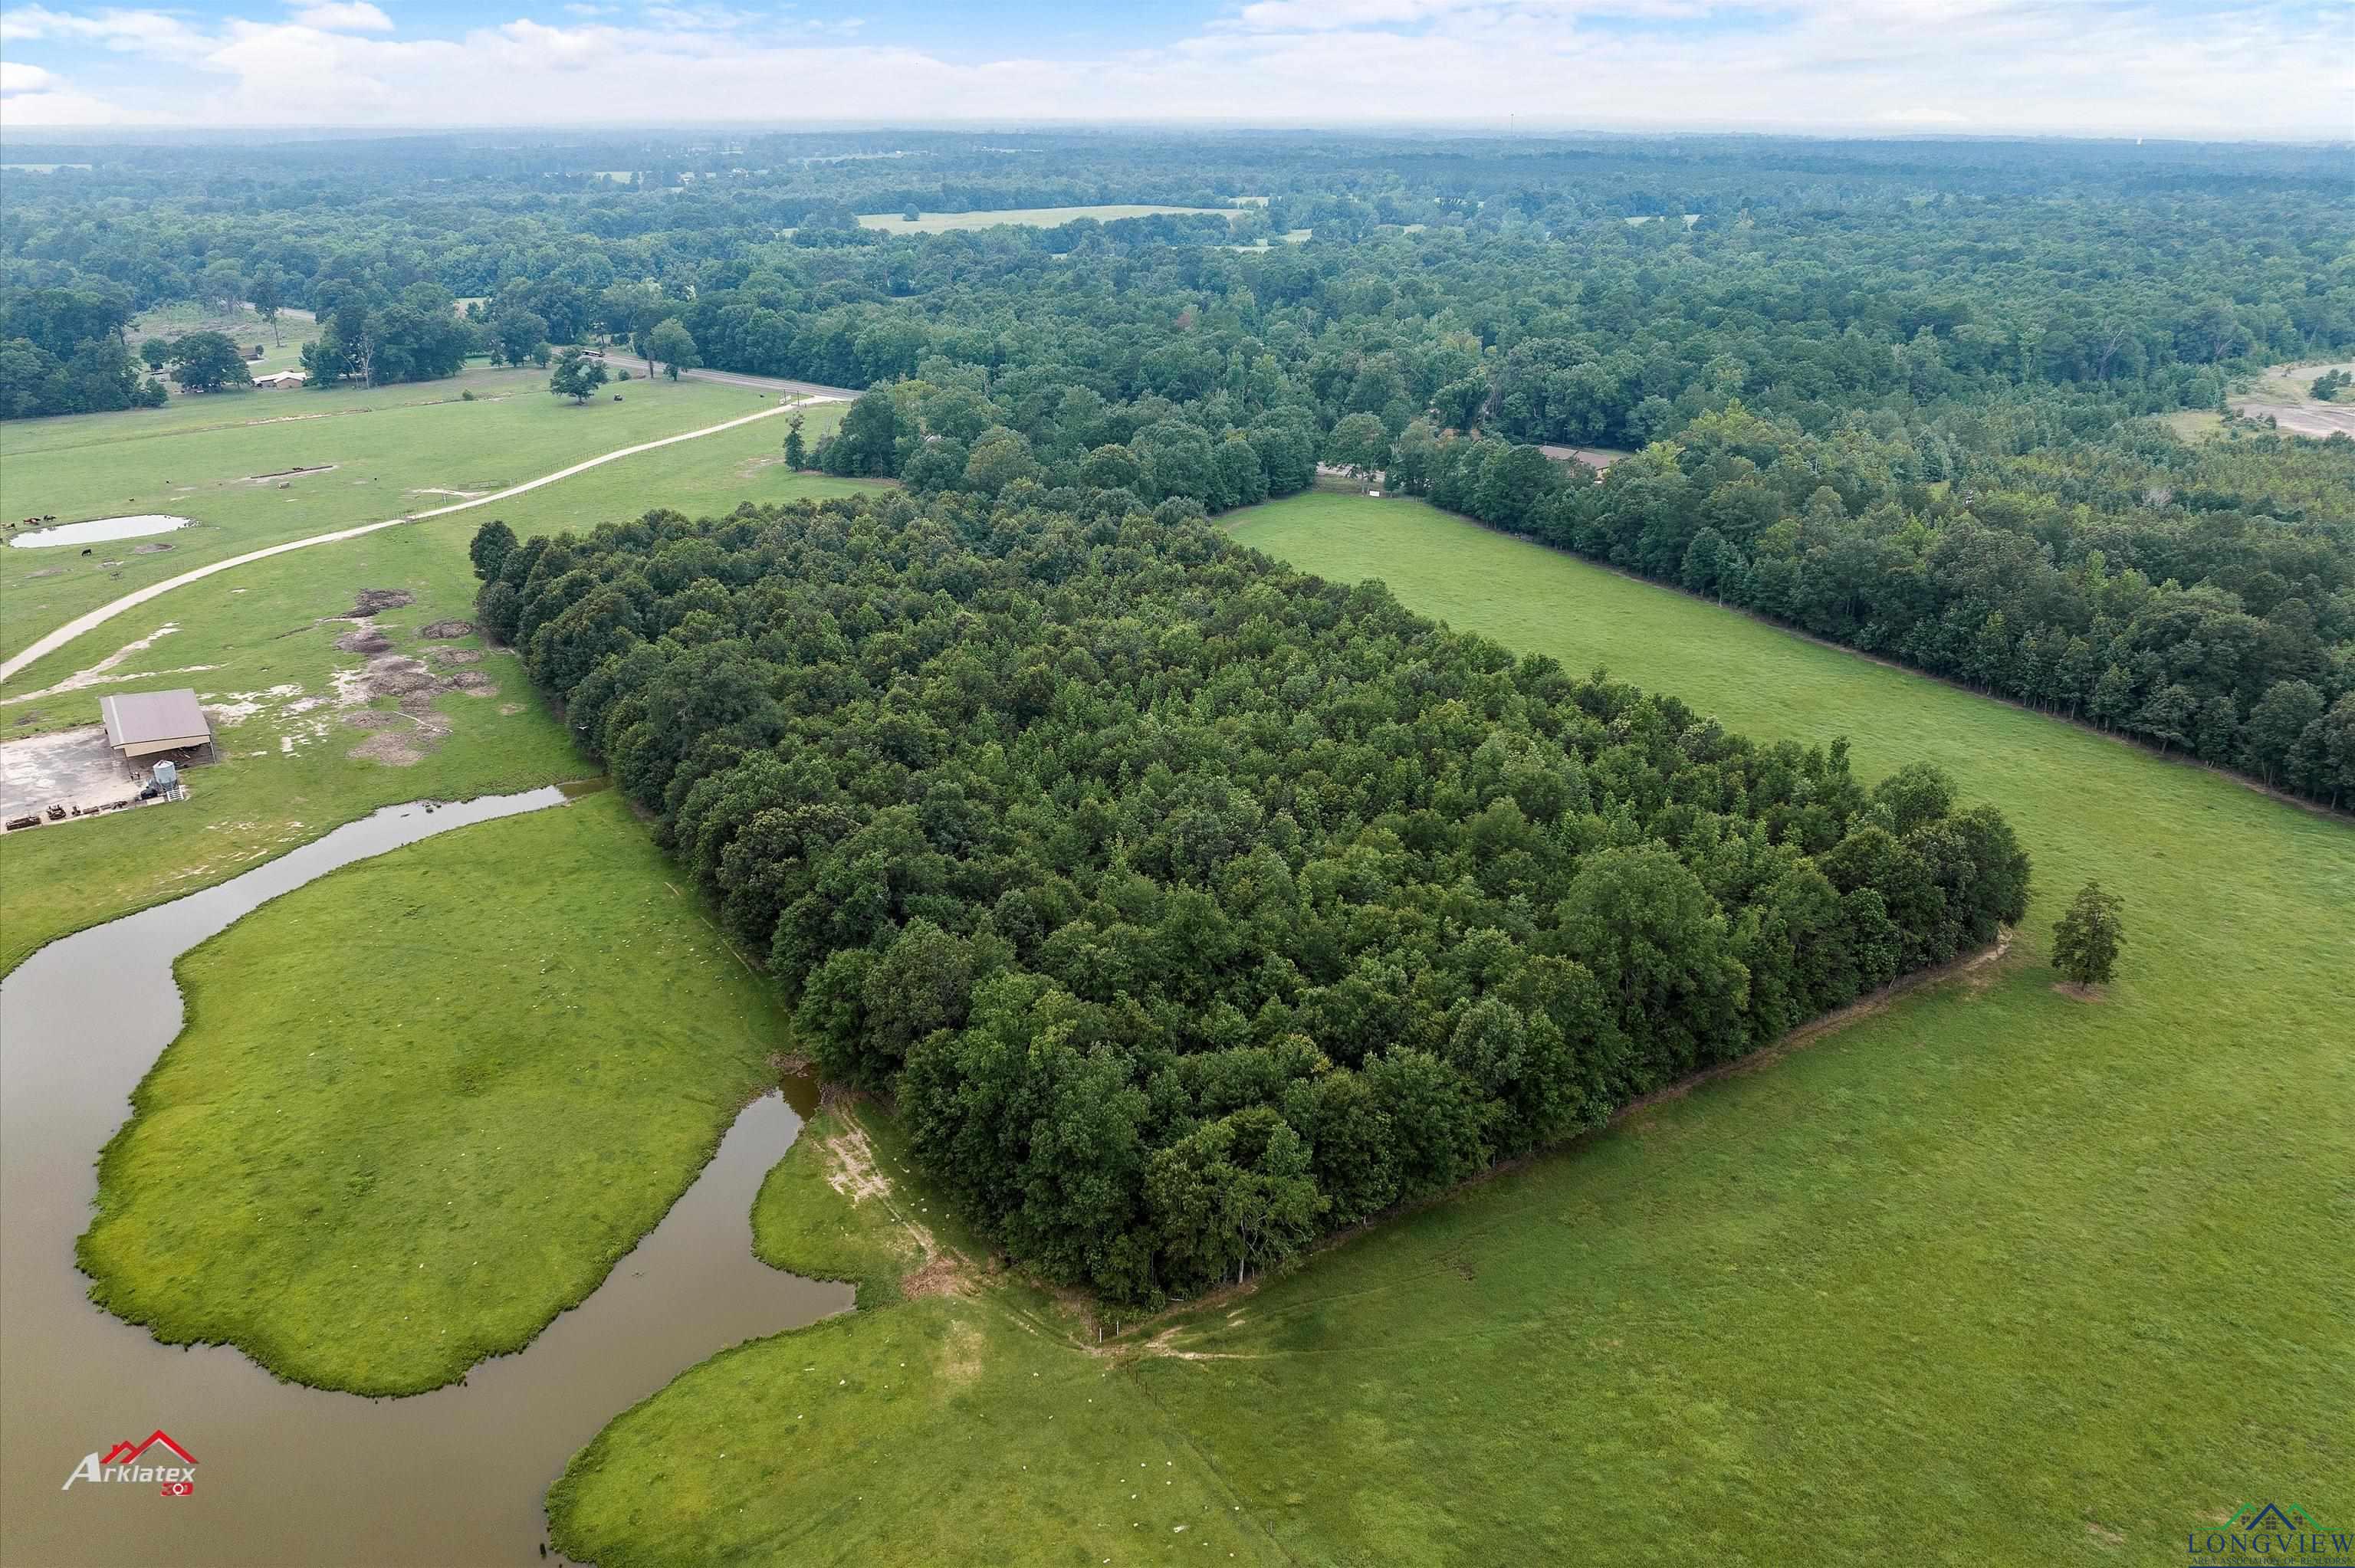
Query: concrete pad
xmin=0 ymin=726 xmax=140 ymax=820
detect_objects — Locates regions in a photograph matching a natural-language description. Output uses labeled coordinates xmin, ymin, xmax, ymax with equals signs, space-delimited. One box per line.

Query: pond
xmin=8 ymin=514 xmax=197 ymax=549
xmin=0 ymin=789 xmax=851 ymax=1566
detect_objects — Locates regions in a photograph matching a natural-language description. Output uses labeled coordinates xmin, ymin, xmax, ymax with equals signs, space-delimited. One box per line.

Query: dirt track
xmin=0 ymin=402 xmax=801 ymax=685
xmin=586 ymin=354 xmax=857 ymax=402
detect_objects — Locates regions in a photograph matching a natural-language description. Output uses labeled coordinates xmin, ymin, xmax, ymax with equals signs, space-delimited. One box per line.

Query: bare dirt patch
xmin=23 ymin=567 xmax=64 ymax=579
xmin=131 ymin=543 xmax=176 ymax=555
xmin=2051 ymin=981 xmax=2105 ymax=1002
xmin=345 ymin=729 xmax=425 ymax=766
xmin=903 ymin=1251 xmax=965 ymax=1302
xmin=444 ymin=671 xmax=498 ymax=695
xmin=358 ymin=654 xmax=438 ymax=697
xmin=419 ymin=619 xmax=475 ymax=639
xmin=425 ymin=647 xmax=484 ymax=666
xmin=334 ymin=626 xmax=394 ymax=656
xmin=340 ymin=588 xmax=415 ymax=618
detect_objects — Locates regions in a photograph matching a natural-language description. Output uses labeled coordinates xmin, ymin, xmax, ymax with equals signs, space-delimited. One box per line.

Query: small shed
xmin=100 ymin=690 xmax=213 ymax=762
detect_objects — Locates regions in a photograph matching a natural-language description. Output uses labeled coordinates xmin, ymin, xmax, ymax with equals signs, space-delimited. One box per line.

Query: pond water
xmin=8 ymin=514 xmax=196 ymax=549
xmin=0 ymin=790 xmax=851 ymax=1566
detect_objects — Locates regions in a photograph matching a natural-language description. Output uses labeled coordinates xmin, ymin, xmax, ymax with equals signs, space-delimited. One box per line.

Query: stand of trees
xmin=1381 ymin=403 xmax=2355 ymax=808
xmin=478 ymin=495 xmax=2030 ymax=1304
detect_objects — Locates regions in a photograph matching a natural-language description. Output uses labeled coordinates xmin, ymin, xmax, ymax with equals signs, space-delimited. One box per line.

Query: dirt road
xmin=587 ymin=354 xmax=858 ymax=402
xmin=0 ymin=401 xmax=800 ymax=685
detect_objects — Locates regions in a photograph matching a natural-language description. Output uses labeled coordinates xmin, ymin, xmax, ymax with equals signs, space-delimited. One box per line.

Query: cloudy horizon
xmin=1 ymin=0 xmax=2347 ymax=138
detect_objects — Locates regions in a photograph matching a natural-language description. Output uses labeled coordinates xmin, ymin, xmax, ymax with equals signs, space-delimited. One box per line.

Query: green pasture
xmin=548 ymin=492 xmax=2351 ymax=1567
xmin=554 ymin=1102 xmax=1283 ymax=1567
xmin=0 ymin=395 xmax=853 ymax=972
xmin=77 ymin=791 xmax=785 ymax=1395
xmin=126 ymin=300 xmax=322 ymax=377
xmin=1 ymin=364 xmax=769 ymax=648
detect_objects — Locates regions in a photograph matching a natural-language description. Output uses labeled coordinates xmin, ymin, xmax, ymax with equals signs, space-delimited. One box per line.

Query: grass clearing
xmin=2 ymin=365 xmax=764 ymax=648
xmin=76 ymin=790 xmax=787 ymax=1396
xmin=855 ymin=205 xmax=1236 ymax=233
xmin=548 ymin=491 xmax=2351 ymax=1567
xmin=0 ymin=394 xmax=852 ymax=973
xmin=554 ymin=1101 xmax=1285 ymax=1568
xmin=127 ymin=301 xmax=322 ymax=377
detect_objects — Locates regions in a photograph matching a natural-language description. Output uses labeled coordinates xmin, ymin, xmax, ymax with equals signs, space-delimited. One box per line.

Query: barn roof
xmin=100 ymin=690 xmax=209 ymax=750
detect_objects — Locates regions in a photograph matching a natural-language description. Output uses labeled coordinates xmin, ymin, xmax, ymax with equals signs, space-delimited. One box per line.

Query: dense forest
xmin=475 ymin=497 xmax=2031 ymax=1304
xmin=7 ymin=130 xmax=2351 ymax=802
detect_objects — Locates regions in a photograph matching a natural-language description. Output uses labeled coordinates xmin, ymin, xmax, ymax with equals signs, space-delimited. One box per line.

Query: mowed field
xmin=0 ymin=391 xmax=856 ymax=972
xmin=0 ymin=363 xmax=775 ymax=648
xmin=550 ymin=492 xmax=2353 ymax=1567
xmin=855 ymin=205 xmax=1234 ymax=233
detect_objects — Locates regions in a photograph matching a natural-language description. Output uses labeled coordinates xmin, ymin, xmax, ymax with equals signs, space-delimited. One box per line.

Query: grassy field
xmin=553 ymin=1101 xmax=1284 ymax=1567
xmin=0 ymin=395 xmax=854 ymax=973
xmin=75 ymin=789 xmax=787 ymax=1395
xmin=855 ymin=205 xmax=1234 ymax=233
xmin=547 ymin=492 xmax=2352 ymax=1566
xmin=1 ymin=363 xmax=768 ymax=647
xmin=127 ymin=301 xmax=322 ymax=377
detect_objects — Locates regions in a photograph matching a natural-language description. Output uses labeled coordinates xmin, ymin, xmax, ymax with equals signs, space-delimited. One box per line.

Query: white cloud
xmin=288 ymin=2 xmax=394 ymax=31
xmin=1 ymin=57 xmax=57 ymax=90
xmin=0 ymin=0 xmax=2344 ymax=135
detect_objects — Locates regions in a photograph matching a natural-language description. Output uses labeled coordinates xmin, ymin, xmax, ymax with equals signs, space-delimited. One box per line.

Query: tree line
xmin=473 ymin=495 xmax=2031 ymax=1304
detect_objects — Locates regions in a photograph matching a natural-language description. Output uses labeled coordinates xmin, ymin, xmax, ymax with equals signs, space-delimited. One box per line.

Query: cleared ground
xmin=0 ymin=396 xmax=852 ymax=973
xmin=854 ymin=205 xmax=1235 ymax=233
xmin=2 ymin=365 xmax=765 ymax=651
xmin=77 ymin=790 xmax=786 ymax=1395
xmin=2229 ymin=360 xmax=2355 ymax=438
xmin=547 ymin=492 xmax=2352 ymax=1567
xmin=127 ymin=301 xmax=321 ymax=379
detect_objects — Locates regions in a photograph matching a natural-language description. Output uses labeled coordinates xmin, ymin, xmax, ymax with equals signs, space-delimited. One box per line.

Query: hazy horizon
xmin=2 ymin=0 xmax=2347 ymax=139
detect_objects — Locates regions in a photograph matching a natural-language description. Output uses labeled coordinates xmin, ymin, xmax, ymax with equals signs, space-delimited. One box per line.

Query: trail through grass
xmin=1 ymin=365 xmax=767 ymax=648
xmin=0 ymin=398 xmax=853 ymax=973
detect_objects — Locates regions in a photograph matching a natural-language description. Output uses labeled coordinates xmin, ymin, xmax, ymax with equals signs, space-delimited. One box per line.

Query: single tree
xmin=783 ymin=412 xmax=806 ymax=470
xmin=167 ymin=331 xmax=255 ymax=393
xmin=547 ymin=347 xmax=609 ymax=405
xmin=469 ymin=519 xmax=518 ymax=582
xmin=645 ymin=318 xmax=698 ymax=381
xmin=247 ymin=264 xmax=285 ymax=345
xmin=2051 ymin=881 xmax=2125 ymax=989
xmin=1325 ymin=412 xmax=1391 ymax=487
xmin=138 ymin=337 xmax=170 ymax=370
xmin=490 ymin=308 xmax=550 ymax=369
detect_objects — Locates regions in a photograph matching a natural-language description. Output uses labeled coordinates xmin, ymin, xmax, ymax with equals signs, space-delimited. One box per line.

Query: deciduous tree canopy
xmin=478 ymin=494 xmax=2030 ymax=1303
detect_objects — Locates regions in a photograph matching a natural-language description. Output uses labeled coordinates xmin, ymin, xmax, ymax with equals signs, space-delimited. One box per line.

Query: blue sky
xmin=2 ymin=0 xmax=2347 ymax=134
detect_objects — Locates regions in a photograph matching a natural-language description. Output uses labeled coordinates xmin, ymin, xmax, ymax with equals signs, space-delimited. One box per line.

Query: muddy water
xmin=0 ymin=791 xmax=852 ymax=1566
xmin=8 ymin=513 xmax=195 ymax=549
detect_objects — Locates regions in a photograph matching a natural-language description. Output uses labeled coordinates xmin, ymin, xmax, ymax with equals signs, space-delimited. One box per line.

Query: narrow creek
xmin=0 ymin=789 xmax=853 ymax=1566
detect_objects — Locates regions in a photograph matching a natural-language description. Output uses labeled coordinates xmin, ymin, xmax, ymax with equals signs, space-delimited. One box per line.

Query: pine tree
xmin=2051 ymin=881 xmax=2125 ymax=989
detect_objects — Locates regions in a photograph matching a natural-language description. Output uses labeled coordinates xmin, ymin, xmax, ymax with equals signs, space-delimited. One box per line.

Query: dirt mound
xmin=445 ymin=671 xmax=498 ymax=694
xmin=419 ymin=619 xmax=475 ymax=640
xmin=131 ymin=543 xmax=176 ymax=555
xmin=359 ymin=654 xmax=437 ymax=697
xmin=342 ymin=709 xmax=402 ymax=730
xmin=340 ymin=589 xmax=415 ymax=618
xmin=425 ymin=647 xmax=483 ymax=665
xmin=335 ymin=626 xmax=394 ymax=655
